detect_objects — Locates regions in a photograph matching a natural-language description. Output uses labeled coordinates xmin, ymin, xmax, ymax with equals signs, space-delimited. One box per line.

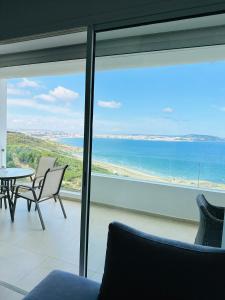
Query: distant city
xmin=8 ymin=129 xmax=225 ymax=142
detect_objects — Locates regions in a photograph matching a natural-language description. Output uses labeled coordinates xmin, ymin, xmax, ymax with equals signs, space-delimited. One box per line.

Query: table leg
xmin=2 ymin=179 xmax=14 ymax=222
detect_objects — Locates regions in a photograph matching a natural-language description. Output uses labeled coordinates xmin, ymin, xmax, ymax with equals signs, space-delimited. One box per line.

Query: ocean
xmin=59 ymin=138 xmax=225 ymax=184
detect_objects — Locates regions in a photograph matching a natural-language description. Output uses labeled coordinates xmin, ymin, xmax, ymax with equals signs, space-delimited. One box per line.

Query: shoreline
xmin=53 ymin=135 xmax=225 ymax=143
xmin=61 ymin=145 xmax=225 ymax=191
xmin=92 ymin=158 xmax=225 ymax=190
xmin=55 ymin=140 xmax=225 ymax=191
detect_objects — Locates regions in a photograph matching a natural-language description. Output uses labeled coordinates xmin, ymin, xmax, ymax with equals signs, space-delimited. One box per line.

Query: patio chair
xmin=195 ymin=193 xmax=224 ymax=247
xmin=20 ymin=156 xmax=57 ymax=210
xmin=31 ymin=156 xmax=57 ymax=188
xmin=13 ymin=165 xmax=68 ymax=230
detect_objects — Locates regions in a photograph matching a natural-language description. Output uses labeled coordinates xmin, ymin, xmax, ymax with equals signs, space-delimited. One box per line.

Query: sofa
xmin=24 ymin=221 xmax=225 ymax=300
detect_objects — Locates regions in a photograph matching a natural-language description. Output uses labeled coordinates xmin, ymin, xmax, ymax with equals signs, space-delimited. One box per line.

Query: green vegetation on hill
xmin=7 ymin=131 xmax=112 ymax=191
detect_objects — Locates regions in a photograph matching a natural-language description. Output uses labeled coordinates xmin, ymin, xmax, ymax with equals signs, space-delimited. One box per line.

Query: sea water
xmin=59 ymin=138 xmax=225 ymax=184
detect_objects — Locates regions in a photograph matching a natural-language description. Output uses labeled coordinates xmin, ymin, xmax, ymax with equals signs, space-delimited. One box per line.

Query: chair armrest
xmin=38 ymin=178 xmax=44 ymax=188
xmin=30 ymin=174 xmax=35 ymax=181
xmin=32 ymin=176 xmax=44 ymax=188
xmin=15 ymin=185 xmax=35 ymax=194
xmin=23 ymin=270 xmax=100 ymax=300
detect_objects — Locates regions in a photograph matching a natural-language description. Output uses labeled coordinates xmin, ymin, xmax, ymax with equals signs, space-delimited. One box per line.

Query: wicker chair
xmin=195 ymin=193 xmax=224 ymax=247
xmin=13 ymin=165 xmax=68 ymax=230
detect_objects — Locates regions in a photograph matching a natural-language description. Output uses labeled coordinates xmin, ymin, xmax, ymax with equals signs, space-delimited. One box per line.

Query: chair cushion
xmin=23 ymin=270 xmax=100 ymax=300
xmin=98 ymin=222 xmax=225 ymax=300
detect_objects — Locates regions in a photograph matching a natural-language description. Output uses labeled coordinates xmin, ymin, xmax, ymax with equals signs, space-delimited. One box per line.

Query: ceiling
xmin=1 ymin=13 xmax=225 ymax=56
xmin=1 ymin=43 xmax=225 ymax=79
xmin=1 ymin=13 xmax=225 ymax=78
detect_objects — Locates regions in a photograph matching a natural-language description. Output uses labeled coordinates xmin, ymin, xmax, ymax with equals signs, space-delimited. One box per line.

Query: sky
xmin=7 ymin=60 xmax=225 ymax=137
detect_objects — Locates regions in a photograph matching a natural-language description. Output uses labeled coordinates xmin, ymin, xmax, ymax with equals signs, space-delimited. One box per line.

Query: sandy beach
xmin=92 ymin=158 xmax=225 ymax=190
xmin=60 ymin=143 xmax=225 ymax=191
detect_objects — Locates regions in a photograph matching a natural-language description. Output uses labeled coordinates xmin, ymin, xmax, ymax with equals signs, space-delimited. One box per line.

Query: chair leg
xmin=0 ymin=198 xmax=2 ymax=209
xmin=36 ymin=202 xmax=45 ymax=230
xmin=4 ymin=197 xmax=7 ymax=209
xmin=53 ymin=195 xmax=57 ymax=203
xmin=57 ymin=195 xmax=67 ymax=219
xmin=12 ymin=196 xmax=18 ymax=222
xmin=27 ymin=200 xmax=32 ymax=212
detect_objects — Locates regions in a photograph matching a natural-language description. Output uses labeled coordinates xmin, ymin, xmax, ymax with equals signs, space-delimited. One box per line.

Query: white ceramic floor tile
xmin=0 ymin=198 xmax=197 ymax=291
xmin=0 ymin=285 xmax=24 ymax=300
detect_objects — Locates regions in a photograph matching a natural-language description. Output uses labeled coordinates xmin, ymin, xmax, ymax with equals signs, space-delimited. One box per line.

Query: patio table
xmin=0 ymin=167 xmax=34 ymax=221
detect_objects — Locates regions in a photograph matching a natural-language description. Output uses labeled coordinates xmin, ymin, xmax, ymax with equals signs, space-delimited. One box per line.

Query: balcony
xmin=2 ymin=66 xmax=225 ymax=297
xmin=3 ymin=172 xmax=219 ymax=296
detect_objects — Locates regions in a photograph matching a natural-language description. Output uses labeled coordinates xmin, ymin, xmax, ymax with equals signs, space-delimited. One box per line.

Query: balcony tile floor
xmin=0 ymin=198 xmax=198 ymax=293
xmin=0 ymin=285 xmax=24 ymax=300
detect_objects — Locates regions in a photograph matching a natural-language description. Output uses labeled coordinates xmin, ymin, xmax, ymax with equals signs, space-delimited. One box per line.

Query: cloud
xmin=49 ymin=86 xmax=79 ymax=101
xmin=97 ymin=100 xmax=121 ymax=109
xmin=213 ymin=105 xmax=225 ymax=113
xmin=34 ymin=86 xmax=79 ymax=103
xmin=34 ymin=94 xmax=55 ymax=102
xmin=162 ymin=107 xmax=174 ymax=113
xmin=8 ymin=114 xmax=84 ymax=133
xmin=17 ymin=78 xmax=41 ymax=88
xmin=7 ymin=86 xmax=31 ymax=96
xmin=7 ymin=98 xmax=77 ymax=117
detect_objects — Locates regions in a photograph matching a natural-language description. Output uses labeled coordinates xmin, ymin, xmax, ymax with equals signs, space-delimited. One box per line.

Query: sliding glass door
xmin=85 ymin=17 xmax=225 ymax=280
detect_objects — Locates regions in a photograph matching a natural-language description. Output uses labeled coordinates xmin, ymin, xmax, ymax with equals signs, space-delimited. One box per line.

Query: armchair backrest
xmin=98 ymin=222 xmax=225 ymax=300
xmin=39 ymin=165 xmax=68 ymax=199
xmin=36 ymin=157 xmax=57 ymax=178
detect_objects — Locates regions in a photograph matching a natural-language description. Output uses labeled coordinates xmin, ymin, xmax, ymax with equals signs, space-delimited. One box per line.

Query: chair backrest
xmin=35 ymin=157 xmax=57 ymax=178
xmin=98 ymin=222 xmax=225 ymax=300
xmin=195 ymin=193 xmax=223 ymax=247
xmin=197 ymin=193 xmax=213 ymax=215
xmin=39 ymin=165 xmax=68 ymax=199
xmin=197 ymin=193 xmax=224 ymax=219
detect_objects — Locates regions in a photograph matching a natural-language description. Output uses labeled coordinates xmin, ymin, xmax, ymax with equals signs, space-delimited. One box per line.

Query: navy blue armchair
xmin=24 ymin=222 xmax=225 ymax=300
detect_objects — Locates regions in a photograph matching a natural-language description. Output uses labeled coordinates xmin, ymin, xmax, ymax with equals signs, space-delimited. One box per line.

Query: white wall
xmin=89 ymin=174 xmax=225 ymax=222
xmin=0 ymin=80 xmax=7 ymax=167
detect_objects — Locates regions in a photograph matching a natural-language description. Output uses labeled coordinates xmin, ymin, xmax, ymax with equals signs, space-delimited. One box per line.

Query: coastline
xmin=92 ymin=157 xmax=225 ymax=190
xmin=10 ymin=131 xmax=225 ymax=192
xmin=60 ymin=143 xmax=225 ymax=191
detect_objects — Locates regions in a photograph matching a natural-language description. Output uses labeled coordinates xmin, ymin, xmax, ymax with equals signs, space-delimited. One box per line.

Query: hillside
xmin=7 ymin=131 xmax=112 ymax=191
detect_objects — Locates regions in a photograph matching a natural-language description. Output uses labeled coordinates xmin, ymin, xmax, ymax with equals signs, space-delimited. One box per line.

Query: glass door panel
xmin=87 ymin=20 xmax=225 ymax=281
